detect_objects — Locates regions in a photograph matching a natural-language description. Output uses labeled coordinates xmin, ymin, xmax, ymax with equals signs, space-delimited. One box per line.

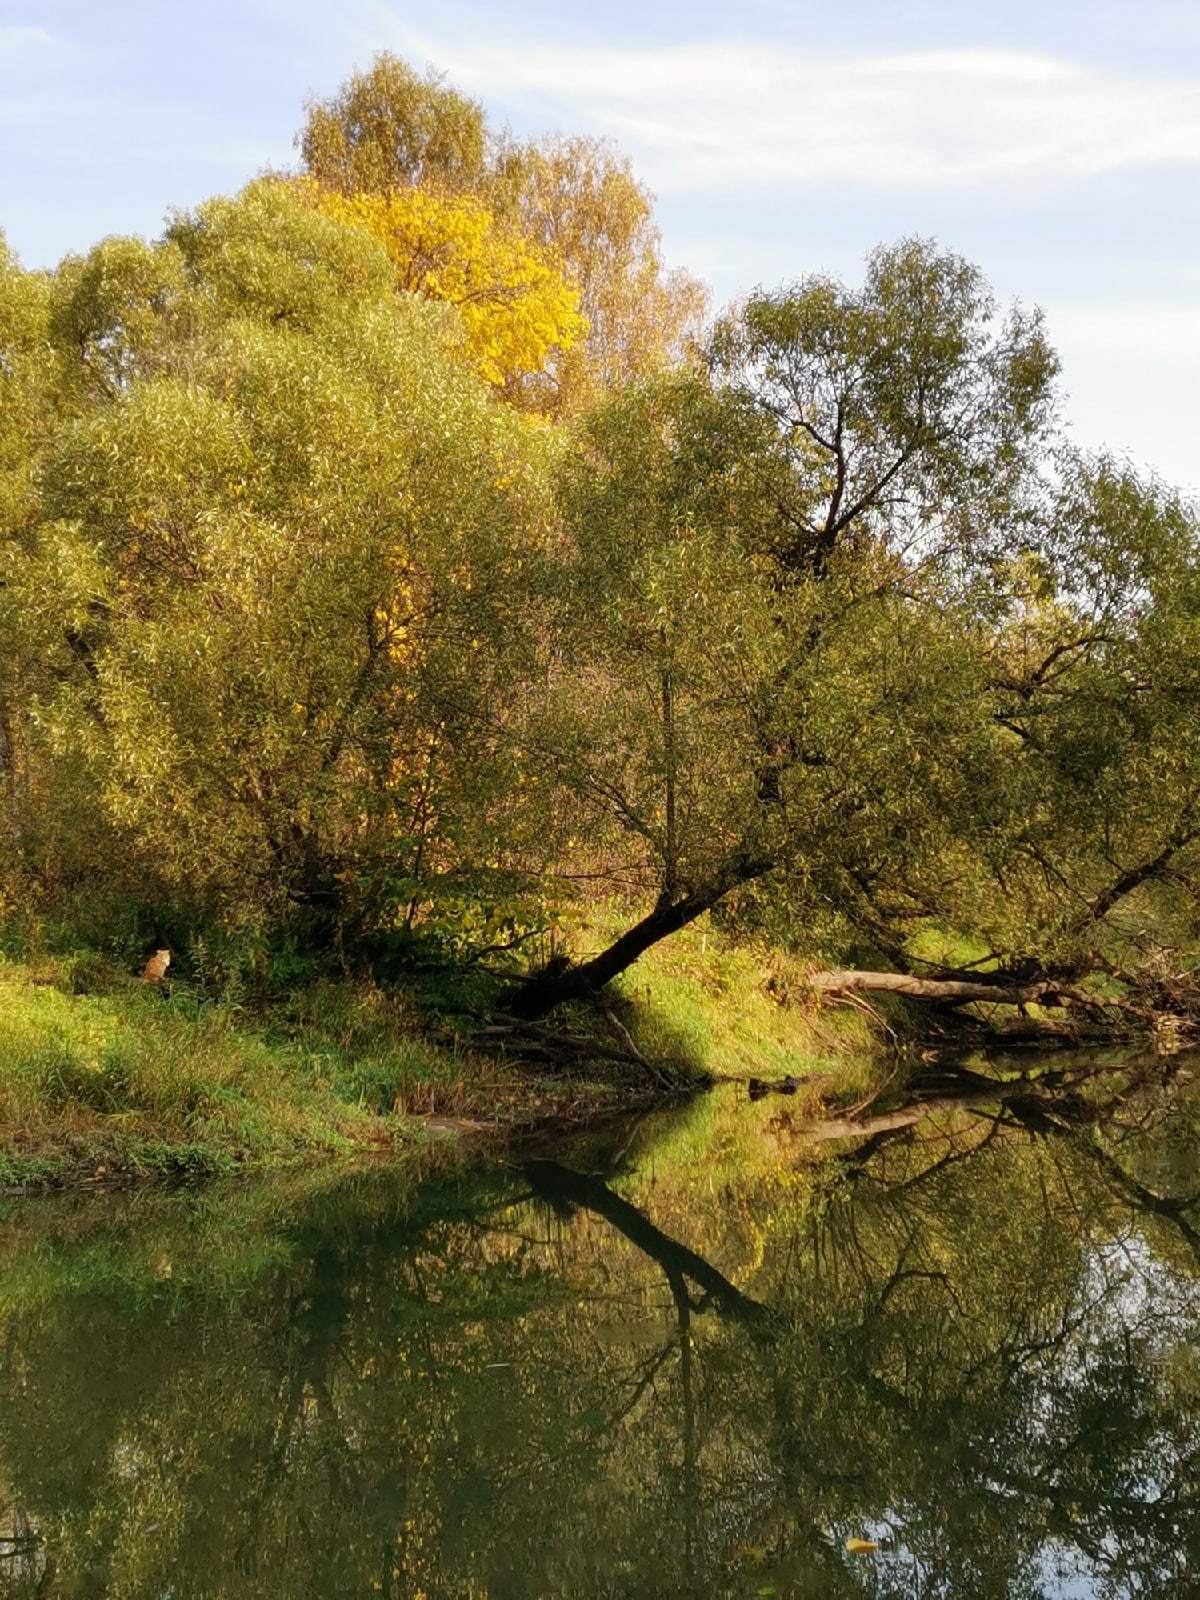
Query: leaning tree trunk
xmin=501 ymin=887 xmax=726 ymax=1020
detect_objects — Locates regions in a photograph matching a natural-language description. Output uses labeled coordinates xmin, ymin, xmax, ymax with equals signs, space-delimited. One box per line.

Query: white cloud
xmin=0 ymin=23 xmax=64 ymax=98
xmin=382 ymin=30 xmax=1200 ymax=193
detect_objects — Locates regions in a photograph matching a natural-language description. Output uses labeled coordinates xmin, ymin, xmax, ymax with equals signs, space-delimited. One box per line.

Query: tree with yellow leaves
xmin=297 ymin=58 xmax=705 ymax=411
xmin=493 ymin=135 xmax=708 ymax=411
xmin=309 ymin=184 xmax=587 ymax=394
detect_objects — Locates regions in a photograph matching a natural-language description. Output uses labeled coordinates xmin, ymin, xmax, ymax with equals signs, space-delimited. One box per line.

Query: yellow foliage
xmin=493 ymin=135 xmax=708 ymax=410
xmin=309 ymin=184 xmax=587 ymax=389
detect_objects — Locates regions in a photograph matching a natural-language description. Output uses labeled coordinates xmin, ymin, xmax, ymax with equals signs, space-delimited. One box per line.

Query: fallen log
xmin=810 ymin=969 xmax=1059 ymax=1006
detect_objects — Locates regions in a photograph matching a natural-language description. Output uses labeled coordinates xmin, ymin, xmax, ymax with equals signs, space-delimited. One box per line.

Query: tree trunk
xmin=810 ymin=969 xmax=1061 ymax=1005
xmin=501 ymin=887 xmax=724 ymax=1020
xmin=1075 ymin=824 xmax=1199 ymax=929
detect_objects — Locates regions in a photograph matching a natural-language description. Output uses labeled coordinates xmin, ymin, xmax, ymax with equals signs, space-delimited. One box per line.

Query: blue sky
xmin=2 ymin=0 xmax=1197 ymax=490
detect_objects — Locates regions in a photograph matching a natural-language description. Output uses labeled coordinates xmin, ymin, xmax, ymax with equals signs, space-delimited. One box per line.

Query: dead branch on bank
xmin=807 ymin=964 xmax=1200 ymax=1048
xmin=434 ymin=1010 xmax=704 ymax=1092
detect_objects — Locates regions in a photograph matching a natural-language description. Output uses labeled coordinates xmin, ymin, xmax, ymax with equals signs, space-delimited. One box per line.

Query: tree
xmin=491 ymin=135 xmax=707 ymax=410
xmin=503 ymin=236 xmax=1200 ymax=1018
xmin=0 ymin=234 xmax=79 ymax=901
xmin=297 ymin=56 xmax=707 ymax=413
xmin=306 ymin=182 xmax=586 ymax=392
xmin=298 ymin=53 xmax=487 ymax=195
xmin=10 ymin=182 xmax=552 ymax=943
xmin=0 ymin=235 xmax=55 ymax=532
xmin=502 ymin=239 xmax=1069 ymax=1016
xmin=743 ymin=456 xmax=1200 ymax=1000
xmin=972 ymin=458 xmax=1200 ymax=973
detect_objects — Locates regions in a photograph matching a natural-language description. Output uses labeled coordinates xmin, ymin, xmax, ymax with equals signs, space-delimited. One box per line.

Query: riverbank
xmin=0 ymin=924 xmax=884 ymax=1190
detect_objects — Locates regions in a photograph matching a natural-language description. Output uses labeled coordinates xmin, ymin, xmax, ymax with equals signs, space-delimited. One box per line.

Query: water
xmin=1 ymin=1060 xmax=1199 ymax=1598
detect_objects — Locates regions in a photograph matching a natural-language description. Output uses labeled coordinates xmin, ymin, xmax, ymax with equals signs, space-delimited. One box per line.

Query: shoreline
xmin=0 ymin=936 xmax=881 ymax=1193
xmin=3 ymin=933 xmax=1188 ymax=1195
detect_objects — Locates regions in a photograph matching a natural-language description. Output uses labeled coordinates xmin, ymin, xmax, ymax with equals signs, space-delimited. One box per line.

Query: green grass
xmin=0 ymin=911 xmax=893 ymax=1189
xmin=564 ymin=903 xmax=882 ymax=1081
xmin=0 ymin=956 xmax=514 ymax=1187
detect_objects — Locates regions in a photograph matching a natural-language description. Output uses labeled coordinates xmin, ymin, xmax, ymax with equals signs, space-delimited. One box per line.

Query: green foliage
xmin=2 ymin=68 xmax=1200 ymax=1054
xmin=506 ymin=238 xmax=1200 ymax=998
xmin=167 ymin=179 xmax=399 ymax=326
xmin=5 ymin=180 xmax=555 ymax=946
xmin=298 ymin=53 xmax=488 ymax=196
xmin=0 ymin=232 xmax=55 ymax=530
xmin=49 ymin=233 xmax=190 ymax=401
xmin=711 ymin=236 xmax=1059 ymax=551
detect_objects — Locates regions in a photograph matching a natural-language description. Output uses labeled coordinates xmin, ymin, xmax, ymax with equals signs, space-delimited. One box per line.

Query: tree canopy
xmin=307 ymin=182 xmax=587 ymax=391
xmin=298 ymin=55 xmax=706 ymax=413
xmin=1 ymin=54 xmax=1198 ymax=1023
xmin=298 ymin=53 xmax=488 ymax=196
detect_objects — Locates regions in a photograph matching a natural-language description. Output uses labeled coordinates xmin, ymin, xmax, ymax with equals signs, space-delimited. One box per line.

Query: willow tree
xmin=507 ymin=239 xmax=1200 ymax=1016
xmin=708 ymin=450 xmax=1200 ymax=998
xmin=12 ymin=182 xmax=552 ymax=943
xmin=504 ymin=239 xmax=1065 ymax=1016
xmin=969 ymin=459 xmax=1200 ymax=976
xmin=0 ymin=234 xmax=87 ymax=902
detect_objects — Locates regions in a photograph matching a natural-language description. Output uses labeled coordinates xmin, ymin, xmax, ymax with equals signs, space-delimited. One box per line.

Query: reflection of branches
xmin=886 ymin=1117 xmax=1001 ymax=1197
xmin=9 ymin=1071 xmax=1200 ymax=1600
xmin=605 ymin=1340 xmax=680 ymax=1431
xmin=483 ymin=1334 xmax=681 ymax=1507
xmin=827 ymin=1058 xmax=1193 ymax=1220
xmin=524 ymin=1161 xmax=774 ymax=1332
xmin=1081 ymin=1137 xmax=1200 ymax=1266
xmin=522 ymin=1162 xmax=864 ymax=1590
xmin=789 ymin=1065 xmax=1200 ymax=1594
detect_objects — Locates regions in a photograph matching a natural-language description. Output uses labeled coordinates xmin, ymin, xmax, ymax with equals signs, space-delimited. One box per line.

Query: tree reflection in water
xmin=1 ymin=1059 xmax=1199 ymax=1598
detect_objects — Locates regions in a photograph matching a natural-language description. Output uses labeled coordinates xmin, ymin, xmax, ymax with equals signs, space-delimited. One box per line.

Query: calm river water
xmin=1 ymin=1061 xmax=1198 ymax=1598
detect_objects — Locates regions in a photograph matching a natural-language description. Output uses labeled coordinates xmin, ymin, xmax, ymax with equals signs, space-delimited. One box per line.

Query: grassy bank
xmin=0 ymin=918 xmax=885 ymax=1190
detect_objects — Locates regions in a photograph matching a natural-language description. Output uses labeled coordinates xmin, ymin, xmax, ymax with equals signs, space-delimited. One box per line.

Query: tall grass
xmin=0 ymin=962 xmax=462 ymax=1184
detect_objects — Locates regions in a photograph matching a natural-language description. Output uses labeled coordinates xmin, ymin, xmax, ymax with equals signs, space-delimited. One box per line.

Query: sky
xmin=2 ymin=0 xmax=1198 ymax=492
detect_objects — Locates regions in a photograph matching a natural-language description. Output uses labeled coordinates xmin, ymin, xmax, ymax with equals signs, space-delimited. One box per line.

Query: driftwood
xmin=809 ymin=966 xmax=1200 ymax=1050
